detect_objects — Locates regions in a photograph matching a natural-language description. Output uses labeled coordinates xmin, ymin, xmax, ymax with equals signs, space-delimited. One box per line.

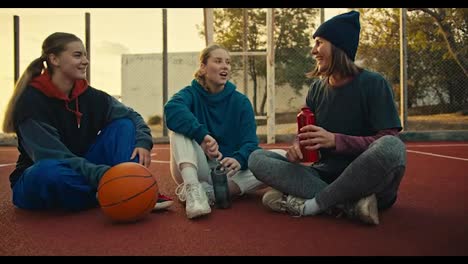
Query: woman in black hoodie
xmin=3 ymin=32 xmax=173 ymax=211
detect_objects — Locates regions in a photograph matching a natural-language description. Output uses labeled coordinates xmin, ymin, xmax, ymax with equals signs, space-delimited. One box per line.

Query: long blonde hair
xmin=3 ymin=32 xmax=82 ymax=133
xmin=193 ymin=43 xmax=229 ymax=87
xmin=306 ymin=44 xmax=362 ymax=80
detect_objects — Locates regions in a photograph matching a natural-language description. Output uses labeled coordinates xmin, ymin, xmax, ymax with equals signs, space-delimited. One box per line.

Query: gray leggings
xmin=248 ymin=135 xmax=407 ymax=211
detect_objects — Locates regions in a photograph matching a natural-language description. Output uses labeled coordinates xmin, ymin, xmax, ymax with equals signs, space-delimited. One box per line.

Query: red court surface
xmin=0 ymin=142 xmax=467 ymax=256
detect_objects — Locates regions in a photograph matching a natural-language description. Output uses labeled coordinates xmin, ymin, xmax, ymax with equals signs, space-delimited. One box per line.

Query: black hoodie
xmin=9 ymin=71 xmax=153 ymax=189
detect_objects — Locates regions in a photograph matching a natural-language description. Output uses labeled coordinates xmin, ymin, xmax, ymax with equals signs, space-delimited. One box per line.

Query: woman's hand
xmin=298 ymin=125 xmax=335 ymax=150
xmin=201 ymin=134 xmax=223 ymax=160
xmin=131 ymin=147 xmax=151 ymax=168
xmin=286 ymin=139 xmax=303 ymax=163
xmin=219 ymin=157 xmax=241 ymax=177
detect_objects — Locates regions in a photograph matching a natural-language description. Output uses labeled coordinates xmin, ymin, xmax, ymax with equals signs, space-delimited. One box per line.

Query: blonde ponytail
xmin=3 ymin=57 xmax=45 ymax=133
xmin=3 ymin=32 xmax=85 ymax=133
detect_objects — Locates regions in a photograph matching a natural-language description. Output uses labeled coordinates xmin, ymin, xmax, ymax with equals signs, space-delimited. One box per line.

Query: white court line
xmin=407 ymin=144 xmax=468 ymax=148
xmin=153 ymin=146 xmax=291 ymax=150
xmin=0 ymin=161 xmax=170 ymax=168
xmin=2 ymin=151 xmax=467 ymax=168
xmin=261 ymin=144 xmax=468 ymax=148
xmin=151 ymin=160 xmax=170 ymax=164
xmin=152 ymin=147 xmax=170 ymax=150
xmin=152 ymin=144 xmax=468 ymax=150
xmin=407 ymin=149 xmax=468 ymax=162
xmin=263 ymin=146 xmax=468 ymax=161
xmin=263 ymin=146 xmax=288 ymax=149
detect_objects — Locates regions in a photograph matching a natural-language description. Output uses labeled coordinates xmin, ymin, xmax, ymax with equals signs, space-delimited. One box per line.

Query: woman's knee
xmin=370 ymin=135 xmax=407 ymax=166
xmin=169 ymin=131 xmax=188 ymax=143
xmin=28 ymin=159 xmax=85 ymax=187
xmin=248 ymin=149 xmax=267 ymax=173
xmin=372 ymin=135 xmax=404 ymax=149
xmin=27 ymin=159 xmax=64 ymax=178
xmin=169 ymin=132 xmax=198 ymax=149
xmin=169 ymin=132 xmax=203 ymax=168
xmin=107 ymin=118 xmax=134 ymax=131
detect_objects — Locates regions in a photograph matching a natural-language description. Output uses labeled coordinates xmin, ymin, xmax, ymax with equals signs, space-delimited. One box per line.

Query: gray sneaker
xmin=335 ymin=194 xmax=379 ymax=225
xmin=262 ymin=189 xmax=305 ymax=217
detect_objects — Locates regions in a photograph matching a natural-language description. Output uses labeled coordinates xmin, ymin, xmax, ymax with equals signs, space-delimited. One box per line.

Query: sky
xmin=0 ymin=8 xmax=345 ymax=132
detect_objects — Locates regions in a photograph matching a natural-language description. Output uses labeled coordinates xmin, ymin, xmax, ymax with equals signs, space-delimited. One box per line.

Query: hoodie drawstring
xmin=64 ymin=98 xmax=83 ymax=128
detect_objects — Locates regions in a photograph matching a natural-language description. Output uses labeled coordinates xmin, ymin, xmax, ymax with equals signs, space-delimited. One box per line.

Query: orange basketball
xmin=97 ymin=162 xmax=158 ymax=223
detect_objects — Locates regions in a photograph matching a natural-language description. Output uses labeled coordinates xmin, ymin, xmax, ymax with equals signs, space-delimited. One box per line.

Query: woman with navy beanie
xmin=249 ymin=11 xmax=407 ymax=225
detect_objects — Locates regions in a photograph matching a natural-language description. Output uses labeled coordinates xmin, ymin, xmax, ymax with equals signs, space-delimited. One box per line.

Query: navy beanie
xmin=313 ymin=10 xmax=361 ymax=61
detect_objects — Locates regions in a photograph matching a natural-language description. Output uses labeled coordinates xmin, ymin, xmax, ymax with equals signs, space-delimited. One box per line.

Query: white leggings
xmin=169 ymin=132 xmax=266 ymax=195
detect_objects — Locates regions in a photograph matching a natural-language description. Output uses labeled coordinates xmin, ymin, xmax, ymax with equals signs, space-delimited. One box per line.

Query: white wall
xmin=121 ymin=52 xmax=199 ymax=122
xmin=121 ymin=52 xmax=309 ymax=122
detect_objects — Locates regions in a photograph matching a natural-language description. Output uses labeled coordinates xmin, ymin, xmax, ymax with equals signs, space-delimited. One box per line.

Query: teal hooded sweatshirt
xmin=164 ymin=79 xmax=259 ymax=170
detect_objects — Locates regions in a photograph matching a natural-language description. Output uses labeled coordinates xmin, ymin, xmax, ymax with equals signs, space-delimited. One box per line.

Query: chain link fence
xmin=357 ymin=8 xmax=468 ymax=131
xmin=1 ymin=8 xmax=466 ymax=141
xmin=227 ymin=8 xmax=468 ymax=136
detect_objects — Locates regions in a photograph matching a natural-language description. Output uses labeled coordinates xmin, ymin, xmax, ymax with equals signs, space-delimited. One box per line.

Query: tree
xmin=356 ymin=8 xmax=467 ymax=112
xmin=408 ymin=8 xmax=468 ymax=78
xmin=203 ymin=8 xmax=318 ymax=115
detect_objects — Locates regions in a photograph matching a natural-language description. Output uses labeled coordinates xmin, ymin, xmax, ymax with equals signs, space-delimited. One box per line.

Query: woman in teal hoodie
xmin=164 ymin=44 xmax=265 ymax=219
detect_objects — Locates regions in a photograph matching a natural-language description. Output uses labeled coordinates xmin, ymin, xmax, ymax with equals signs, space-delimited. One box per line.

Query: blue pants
xmin=12 ymin=119 xmax=139 ymax=211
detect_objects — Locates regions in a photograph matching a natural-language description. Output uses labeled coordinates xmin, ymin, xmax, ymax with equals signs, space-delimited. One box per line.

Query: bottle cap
xmin=212 ymin=163 xmax=226 ymax=176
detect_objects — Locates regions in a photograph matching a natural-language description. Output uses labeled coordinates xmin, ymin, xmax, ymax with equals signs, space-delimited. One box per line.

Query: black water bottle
xmin=210 ymin=164 xmax=231 ymax=209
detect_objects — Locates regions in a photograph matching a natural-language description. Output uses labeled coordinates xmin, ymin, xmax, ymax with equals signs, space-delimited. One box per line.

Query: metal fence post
xmin=400 ymin=8 xmax=408 ymax=130
xmin=266 ymin=8 xmax=275 ymax=144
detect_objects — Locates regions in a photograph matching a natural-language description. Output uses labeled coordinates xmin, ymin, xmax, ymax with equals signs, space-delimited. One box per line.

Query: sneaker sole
xmin=187 ymin=207 xmax=211 ymax=219
xmin=262 ymin=189 xmax=285 ymax=213
xmin=358 ymin=194 xmax=379 ymax=225
xmin=152 ymin=200 xmax=174 ymax=211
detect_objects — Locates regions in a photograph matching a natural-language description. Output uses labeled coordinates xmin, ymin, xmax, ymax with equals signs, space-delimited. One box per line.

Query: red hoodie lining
xmin=30 ymin=71 xmax=88 ymax=128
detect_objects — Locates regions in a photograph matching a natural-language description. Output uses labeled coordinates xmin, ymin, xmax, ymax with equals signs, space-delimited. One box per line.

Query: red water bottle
xmin=297 ymin=107 xmax=319 ymax=163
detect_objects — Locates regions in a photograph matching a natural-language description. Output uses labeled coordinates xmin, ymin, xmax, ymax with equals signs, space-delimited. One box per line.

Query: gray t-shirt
xmin=305 ymin=69 xmax=401 ymax=182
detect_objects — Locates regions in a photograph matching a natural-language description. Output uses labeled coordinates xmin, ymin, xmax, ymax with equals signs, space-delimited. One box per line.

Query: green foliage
xmin=147 ymin=115 xmax=162 ymax=125
xmin=203 ymin=8 xmax=466 ymax=115
xmin=356 ymin=8 xmax=467 ymax=112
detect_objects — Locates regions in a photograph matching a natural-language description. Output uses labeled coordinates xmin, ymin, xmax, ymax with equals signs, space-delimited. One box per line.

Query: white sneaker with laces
xmin=201 ymin=182 xmax=215 ymax=206
xmin=175 ymin=183 xmax=188 ymax=203
xmin=175 ymin=182 xmax=211 ymax=219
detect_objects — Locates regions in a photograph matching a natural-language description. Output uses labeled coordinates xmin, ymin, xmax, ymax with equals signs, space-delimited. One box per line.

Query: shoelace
xmin=186 ymin=184 xmax=202 ymax=201
xmin=176 ymin=182 xmax=212 ymax=205
xmin=278 ymin=194 xmax=303 ymax=217
xmin=285 ymin=196 xmax=304 ymax=217
xmin=201 ymin=182 xmax=215 ymax=205
xmin=278 ymin=193 xmax=289 ymax=212
xmin=327 ymin=201 xmax=357 ymax=219
xmin=175 ymin=183 xmax=187 ymax=202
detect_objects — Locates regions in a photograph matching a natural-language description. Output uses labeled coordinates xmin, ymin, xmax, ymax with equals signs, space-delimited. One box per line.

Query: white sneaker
xmin=201 ymin=182 xmax=215 ymax=206
xmin=175 ymin=182 xmax=211 ymax=219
